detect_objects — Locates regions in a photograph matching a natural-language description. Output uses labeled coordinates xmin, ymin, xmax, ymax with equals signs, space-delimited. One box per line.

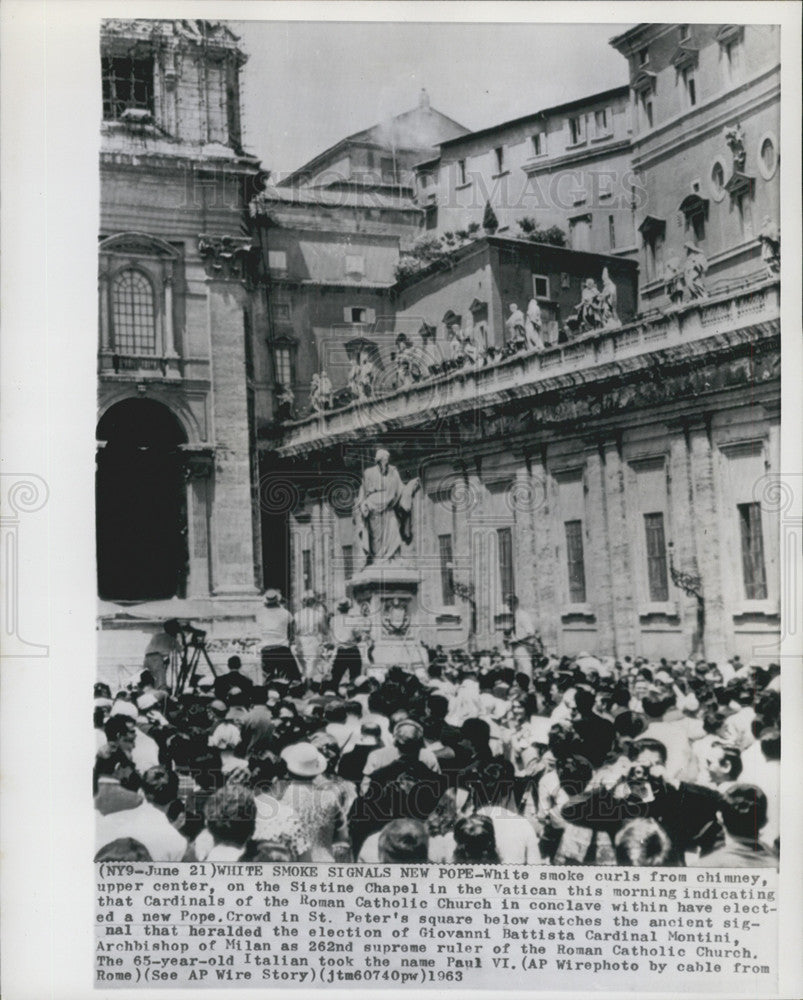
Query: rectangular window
xmin=438 ymin=534 xmax=455 ymax=606
xmin=496 ymin=527 xmax=515 ymax=604
xmin=594 ymin=108 xmax=609 ymax=134
xmin=608 ymin=215 xmax=616 ymax=249
xmin=642 ymin=96 xmax=654 ymax=128
xmin=274 ymin=346 xmax=292 ymax=387
xmin=342 ymin=545 xmax=354 ymax=581
xmin=564 ymin=520 xmax=587 ymax=604
xmin=736 ymin=193 xmax=753 ymax=239
xmin=531 ymin=132 xmax=546 ymax=156
xmin=638 ymin=47 xmax=649 ymax=66
xmin=458 ymin=159 xmax=467 ymax=185
xmin=268 ymin=250 xmax=287 ymax=272
xmin=683 ymin=68 xmax=697 ymax=107
xmin=381 ymin=157 xmax=396 ymax=183
xmin=738 ymin=502 xmax=768 ymax=600
xmin=532 ymin=274 xmax=549 ymax=299
xmin=568 ymin=116 xmax=585 ymax=145
xmin=494 ymin=146 xmax=505 ymax=173
xmin=644 ymin=512 xmax=669 ymax=602
xmin=102 ymin=56 xmax=154 ymax=120
xmin=272 ymin=303 xmax=291 ymax=322
xmin=302 ymin=549 xmax=313 ymax=592
xmin=725 ymin=40 xmax=742 ymax=81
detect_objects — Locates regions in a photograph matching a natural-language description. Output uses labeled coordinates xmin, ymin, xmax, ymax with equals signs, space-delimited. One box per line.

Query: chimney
xmin=419 ymin=88 xmax=430 ymax=110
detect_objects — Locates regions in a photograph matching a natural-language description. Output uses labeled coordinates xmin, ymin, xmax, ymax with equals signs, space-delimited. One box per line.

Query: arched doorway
xmin=96 ymin=398 xmax=189 ymax=601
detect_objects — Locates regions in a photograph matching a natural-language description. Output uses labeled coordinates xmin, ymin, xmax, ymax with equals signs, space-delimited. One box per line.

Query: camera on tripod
xmin=168 ymin=619 xmax=217 ymax=695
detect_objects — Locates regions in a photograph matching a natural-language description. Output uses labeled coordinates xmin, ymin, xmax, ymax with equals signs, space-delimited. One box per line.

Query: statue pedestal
xmin=347 ymin=564 xmax=428 ymax=671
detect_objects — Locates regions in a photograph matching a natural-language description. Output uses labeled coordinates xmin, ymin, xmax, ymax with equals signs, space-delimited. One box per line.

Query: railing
xmin=98 ymin=352 xmax=184 ymax=379
xmin=273 ymin=276 xmax=780 ymax=455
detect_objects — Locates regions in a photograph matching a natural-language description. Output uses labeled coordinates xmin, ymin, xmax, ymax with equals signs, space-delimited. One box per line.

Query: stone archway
xmin=96 ymin=398 xmax=189 ymax=601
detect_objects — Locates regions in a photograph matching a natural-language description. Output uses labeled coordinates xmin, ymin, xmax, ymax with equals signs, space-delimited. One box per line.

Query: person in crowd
xmin=329 ymin=599 xmax=363 ymax=689
xmin=95 ymin=838 xmax=152 ymax=863
xmin=688 ymin=785 xmax=778 ymax=867
xmin=96 ymin=765 xmax=188 ymax=862
xmin=377 ymin=819 xmax=429 ymax=864
xmin=294 ymin=590 xmax=326 ymax=684
xmin=279 ymin=743 xmax=350 ymax=861
xmin=452 ymin=815 xmax=501 ymax=864
xmin=468 ymin=758 xmax=543 ymax=864
xmin=209 ymin=722 xmax=249 ymax=784
xmin=614 ymin=818 xmax=674 ymax=866
xmin=505 ymin=594 xmax=538 ymax=685
xmin=94 ymin=744 xmax=142 ymax=815
xmin=200 ymin=786 xmax=256 ymax=862
xmin=257 ymin=589 xmax=298 ymax=683
xmin=214 ymin=655 xmax=254 ymax=703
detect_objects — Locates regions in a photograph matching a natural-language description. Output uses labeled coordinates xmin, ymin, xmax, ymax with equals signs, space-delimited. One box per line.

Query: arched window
xmin=112 ymin=269 xmax=156 ymax=354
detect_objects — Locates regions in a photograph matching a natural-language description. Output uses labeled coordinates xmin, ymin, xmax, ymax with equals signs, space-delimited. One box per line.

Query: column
xmin=163 ymin=271 xmax=178 ymax=358
xmin=688 ymin=422 xmax=727 ymax=663
xmin=512 ymin=454 xmax=537 ymax=621
xmin=583 ymin=442 xmax=616 ymax=655
xmin=183 ymin=453 xmax=213 ymax=598
xmin=530 ymin=449 xmax=560 ymax=654
xmin=207 ymin=279 xmax=259 ymax=597
xmin=601 ymin=437 xmax=636 ymax=656
xmin=667 ymin=424 xmax=703 ymax=652
xmin=99 ymin=273 xmax=111 ymax=352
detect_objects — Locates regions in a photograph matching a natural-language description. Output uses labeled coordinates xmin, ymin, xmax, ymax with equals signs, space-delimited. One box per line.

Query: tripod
xmin=171 ymin=623 xmax=219 ymax=696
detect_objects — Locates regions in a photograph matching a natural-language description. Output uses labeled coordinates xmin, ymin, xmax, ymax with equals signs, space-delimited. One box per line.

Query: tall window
xmin=274 ymin=346 xmax=292 ymax=387
xmin=438 ymin=534 xmax=455 ymax=606
xmin=564 ymin=520 xmax=587 ymax=604
xmin=342 ymin=545 xmax=354 ymax=581
xmin=568 ymin=116 xmax=585 ymax=144
xmin=644 ymin=513 xmax=669 ymax=602
xmin=683 ymin=68 xmax=697 ymax=107
xmin=496 ymin=527 xmax=515 ymax=604
xmin=531 ymin=132 xmax=546 ymax=156
xmin=594 ymin=108 xmax=609 ymax=134
xmin=111 ymin=270 xmax=156 ymax=354
xmin=302 ymin=549 xmax=313 ymax=592
xmin=458 ymin=159 xmax=467 ymax=185
xmin=608 ymin=214 xmax=616 ymax=249
xmin=738 ymin=503 xmax=767 ymax=600
xmin=381 ymin=157 xmax=396 ymax=183
xmin=724 ymin=39 xmax=742 ymax=82
xmin=641 ymin=94 xmax=654 ymax=129
xmin=102 ymin=56 xmax=154 ymax=120
xmin=494 ymin=146 xmax=505 ymax=173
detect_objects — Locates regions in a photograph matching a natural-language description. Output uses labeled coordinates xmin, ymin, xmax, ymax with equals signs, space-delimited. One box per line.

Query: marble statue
xmin=759 ymin=216 xmax=780 ymax=277
xmin=310 ymin=371 xmax=333 ymax=412
xmin=683 ymin=242 xmax=708 ymax=300
xmin=525 ymin=298 xmax=544 ymax=350
xmin=354 ymin=449 xmax=421 ymax=566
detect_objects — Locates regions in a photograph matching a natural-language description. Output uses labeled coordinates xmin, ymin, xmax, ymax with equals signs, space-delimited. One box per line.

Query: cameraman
xmin=560 ymin=737 xmax=722 ymax=865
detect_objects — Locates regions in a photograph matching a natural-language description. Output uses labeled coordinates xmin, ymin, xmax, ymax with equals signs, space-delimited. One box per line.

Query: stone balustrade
xmin=275 ymin=277 xmax=779 ymax=456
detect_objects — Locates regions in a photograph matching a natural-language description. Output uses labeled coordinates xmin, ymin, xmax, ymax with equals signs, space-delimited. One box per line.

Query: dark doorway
xmin=97 ymin=398 xmax=188 ymax=601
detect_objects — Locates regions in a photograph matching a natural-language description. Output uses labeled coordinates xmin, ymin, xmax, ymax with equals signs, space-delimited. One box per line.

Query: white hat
xmin=209 ymin=722 xmax=241 ymax=751
xmin=281 ymin=743 xmax=326 ymax=778
xmin=137 ymin=691 xmax=159 ymax=711
xmin=110 ymin=700 xmax=138 ymax=719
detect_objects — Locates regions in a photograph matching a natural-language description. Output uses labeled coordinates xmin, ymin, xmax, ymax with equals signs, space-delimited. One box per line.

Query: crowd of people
xmin=95 ymin=593 xmax=780 ymax=869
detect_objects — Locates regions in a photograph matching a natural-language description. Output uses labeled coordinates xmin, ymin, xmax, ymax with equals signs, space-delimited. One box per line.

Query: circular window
xmin=710 ymin=160 xmax=726 ymax=201
xmin=758 ymin=135 xmax=778 ymax=180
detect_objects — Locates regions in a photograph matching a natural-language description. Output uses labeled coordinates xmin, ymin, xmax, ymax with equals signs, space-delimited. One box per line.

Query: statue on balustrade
xmin=394 ymin=333 xmax=415 ymax=388
xmin=525 ymin=298 xmax=545 ymax=350
xmin=759 ymin=216 xmax=780 ymax=277
xmin=505 ymin=303 xmax=527 ymax=350
xmin=683 ymin=242 xmax=708 ymax=300
xmin=448 ymin=323 xmax=467 ymax=364
xmin=310 ymin=371 xmax=333 ymax=412
xmin=348 ymin=349 xmax=376 ymax=402
xmin=665 ymin=256 xmax=684 ymax=304
xmin=354 ymin=448 xmax=421 ymax=566
xmin=598 ymin=268 xmax=621 ymax=329
xmin=275 ymin=383 xmax=295 ymax=422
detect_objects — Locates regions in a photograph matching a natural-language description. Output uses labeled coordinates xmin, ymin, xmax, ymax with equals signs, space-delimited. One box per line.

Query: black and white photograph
xmin=93 ymin=15 xmax=784 ymax=873
xmin=1 ymin=3 xmax=801 ymax=998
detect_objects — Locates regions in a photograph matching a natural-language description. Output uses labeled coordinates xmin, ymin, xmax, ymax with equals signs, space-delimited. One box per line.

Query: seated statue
xmin=683 ymin=242 xmax=708 ymax=300
xmin=505 ymin=303 xmax=527 ymax=349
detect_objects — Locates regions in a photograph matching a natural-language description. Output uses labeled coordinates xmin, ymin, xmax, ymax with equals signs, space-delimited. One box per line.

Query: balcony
xmin=98 ymin=350 xmax=184 ymax=380
xmin=274 ymin=277 xmax=779 ymax=457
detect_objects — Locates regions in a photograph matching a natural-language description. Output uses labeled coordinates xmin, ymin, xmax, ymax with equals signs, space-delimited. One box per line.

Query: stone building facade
xmin=97 ymin=20 xmax=265 ymax=672
xmin=416 ymin=86 xmax=635 ymax=256
xmin=278 ymin=90 xmax=468 ymax=194
xmin=265 ymin=23 xmax=781 ymax=664
xmin=610 ymin=23 xmax=781 ymax=308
